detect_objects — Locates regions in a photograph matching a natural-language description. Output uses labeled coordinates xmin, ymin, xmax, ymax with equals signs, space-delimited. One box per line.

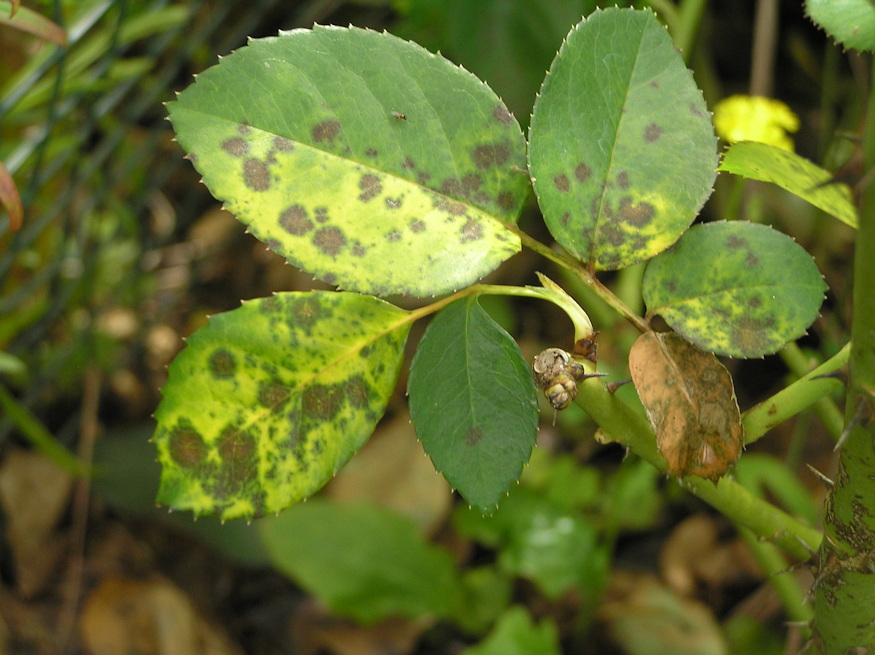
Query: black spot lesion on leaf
xmin=358 ymin=174 xmax=382 ymax=202
xmin=465 ymin=427 xmax=484 ymax=446
xmin=258 ymin=379 xmax=290 ymax=408
xmin=208 ymin=348 xmax=237 ymax=379
xmin=243 ymin=158 xmax=270 ymax=191
xmin=289 ymin=295 xmax=326 ymax=329
xmin=575 ymin=162 xmax=592 ymax=184
xmin=617 ymin=197 xmax=655 ymax=227
xmin=644 ymin=123 xmax=663 ymax=143
xmin=301 ymin=383 xmax=345 ymax=421
xmin=472 ymin=143 xmax=511 ymax=170
xmin=311 ymin=119 xmax=342 ymax=144
xmin=221 ymin=137 xmax=249 ymax=157
xmin=312 ymin=226 xmax=347 ymax=256
xmin=167 ymin=419 xmax=208 ymax=468
xmin=279 ymin=205 xmax=314 ymax=235
xmin=553 ymin=174 xmax=571 ymax=192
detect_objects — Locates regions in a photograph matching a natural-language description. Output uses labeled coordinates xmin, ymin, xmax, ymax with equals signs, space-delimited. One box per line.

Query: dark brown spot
xmin=273 ymin=136 xmax=294 ymax=152
xmin=290 ymin=295 xmax=323 ymax=328
xmin=650 ymin=81 xmax=659 ymax=88
xmin=280 ymin=205 xmax=313 ymax=235
xmin=553 ymin=174 xmax=571 ymax=192
xmin=386 ymin=229 xmax=402 ymax=242
xmin=352 ymin=243 xmax=368 ymax=257
xmin=460 ymin=218 xmax=483 ymax=242
xmin=746 ymin=252 xmax=760 ymax=267
xmin=497 ymin=191 xmax=515 ymax=211
xmin=168 ymin=422 xmax=207 ymax=468
xmin=409 ymin=219 xmax=426 ymax=233
xmin=575 ymin=162 xmax=592 ymax=184
xmin=218 ymin=428 xmax=255 ymax=463
xmin=726 ymin=235 xmax=748 ymax=249
xmin=617 ymin=171 xmax=630 ymax=189
xmin=237 ymin=124 xmax=251 ymax=135
xmin=208 ymin=348 xmax=236 ymax=379
xmin=365 ymin=148 xmax=378 ymax=158
xmin=385 ymin=197 xmax=402 ymax=209
xmin=243 ymin=158 xmax=270 ymax=191
xmin=472 ymin=143 xmax=510 ymax=169
xmin=440 ymin=178 xmax=463 ymax=196
xmin=617 ymin=198 xmax=655 ymax=226
xmin=492 ymin=105 xmax=514 ymax=124
xmin=690 ymin=103 xmax=706 ymax=118
xmin=313 ymin=226 xmax=347 ymax=256
xmin=258 ymin=379 xmax=289 ymax=407
xmin=302 ymin=383 xmax=344 ymax=420
xmin=465 ymin=427 xmax=484 ymax=446
xmin=314 ymin=206 xmax=329 ymax=223
xmin=358 ymin=174 xmax=382 ymax=202
xmin=417 ymin=171 xmax=431 ymax=185
xmin=311 ymin=119 xmax=342 ymax=143
xmin=401 ymin=157 xmax=416 ymax=169
xmin=462 ymin=174 xmax=483 ymax=194
xmin=748 ymin=296 xmax=762 ymax=308
xmin=344 ymin=375 xmax=370 ymax=409
xmin=644 ymin=123 xmax=663 ymax=143
xmin=221 ymin=137 xmax=248 ymax=157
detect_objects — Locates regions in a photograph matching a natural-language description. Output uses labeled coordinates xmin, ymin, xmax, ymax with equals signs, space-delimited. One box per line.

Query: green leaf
xmin=407 ymin=297 xmax=538 ymax=511
xmin=153 ymin=292 xmax=410 ymax=520
xmin=167 ymin=25 xmax=529 ymax=297
xmin=642 ymin=222 xmax=827 ymax=358
xmin=461 ymin=606 xmax=560 ymax=655
xmin=528 ymin=7 xmax=717 ymax=271
xmin=805 ymin=0 xmax=875 ymax=52
xmin=259 ymin=500 xmax=463 ymax=623
xmin=719 ymin=141 xmax=858 ymax=229
xmin=454 ymin=488 xmax=607 ymax=601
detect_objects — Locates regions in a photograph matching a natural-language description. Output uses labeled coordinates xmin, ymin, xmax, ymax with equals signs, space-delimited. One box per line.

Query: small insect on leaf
xmin=532 ymin=347 xmax=606 ymax=418
xmin=390 ymin=111 xmax=407 ymax=120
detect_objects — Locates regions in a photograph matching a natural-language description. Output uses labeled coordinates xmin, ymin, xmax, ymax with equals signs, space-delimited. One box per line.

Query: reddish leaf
xmin=629 ymin=332 xmax=742 ymax=481
xmin=0 ymin=161 xmax=23 ymax=233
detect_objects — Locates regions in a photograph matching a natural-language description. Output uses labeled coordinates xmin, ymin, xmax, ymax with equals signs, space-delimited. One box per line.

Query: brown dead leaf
xmin=0 ymin=450 xmax=73 ymax=597
xmin=629 ymin=331 xmax=742 ymax=481
xmin=599 ymin=571 xmax=727 ymax=655
xmin=79 ymin=575 xmax=242 ymax=655
xmin=660 ymin=515 xmax=761 ymax=598
xmin=290 ymin=599 xmax=431 ymax=655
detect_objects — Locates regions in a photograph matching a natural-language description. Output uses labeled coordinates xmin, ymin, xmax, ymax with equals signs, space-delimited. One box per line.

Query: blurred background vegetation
xmin=0 ymin=1 xmax=862 ymax=653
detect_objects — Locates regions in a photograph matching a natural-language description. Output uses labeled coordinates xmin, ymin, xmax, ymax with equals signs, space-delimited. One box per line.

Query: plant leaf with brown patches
xmin=153 ymin=292 xmax=411 ymax=521
xmin=629 ymin=331 xmax=742 ymax=481
xmin=642 ymin=221 xmax=827 ymax=358
xmin=407 ymin=297 xmax=539 ymax=512
xmin=527 ymin=7 xmax=717 ymax=271
xmin=167 ymin=25 xmax=529 ymax=297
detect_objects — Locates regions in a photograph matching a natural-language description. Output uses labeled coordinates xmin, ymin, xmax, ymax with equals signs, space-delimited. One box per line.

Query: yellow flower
xmin=713 ymin=95 xmax=800 ymax=151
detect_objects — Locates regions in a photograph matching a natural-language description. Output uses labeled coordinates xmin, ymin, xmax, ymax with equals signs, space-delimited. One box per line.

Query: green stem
xmin=813 ymin=62 xmax=875 ymax=651
xmin=742 ymin=342 xmax=849 ymax=444
xmin=580 ymin=376 xmax=821 ymax=559
xmin=514 ymin=229 xmax=649 ymax=333
xmin=738 ymin=526 xmax=813 ymax=630
xmin=779 ymin=342 xmax=846 ymax=440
